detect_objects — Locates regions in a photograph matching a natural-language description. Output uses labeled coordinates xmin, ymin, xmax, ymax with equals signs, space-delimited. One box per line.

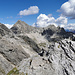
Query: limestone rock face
xmin=0 ymin=54 xmax=15 ymax=75
xmin=18 ymin=35 xmax=42 ymax=53
xmin=0 ymin=23 xmax=11 ymax=36
xmin=11 ymin=20 xmax=35 ymax=34
xmin=17 ymin=39 xmax=75 ymax=75
xmin=0 ymin=21 xmax=75 ymax=75
xmin=0 ymin=37 xmax=30 ymax=65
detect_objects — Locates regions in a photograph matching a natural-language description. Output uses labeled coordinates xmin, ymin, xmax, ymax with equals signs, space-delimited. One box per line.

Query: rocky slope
xmin=0 ymin=20 xmax=75 ymax=75
xmin=11 ymin=20 xmax=39 ymax=34
xmin=42 ymin=25 xmax=73 ymax=42
xmin=18 ymin=39 xmax=75 ymax=75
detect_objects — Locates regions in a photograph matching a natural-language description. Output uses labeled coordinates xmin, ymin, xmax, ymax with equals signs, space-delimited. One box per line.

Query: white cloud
xmin=58 ymin=0 xmax=75 ymax=19
xmin=32 ymin=14 xmax=67 ymax=27
xmin=47 ymin=14 xmax=52 ymax=17
xmin=56 ymin=16 xmax=68 ymax=25
xmin=19 ymin=6 xmax=39 ymax=16
xmin=4 ymin=24 xmax=13 ymax=29
xmin=32 ymin=14 xmax=75 ymax=30
xmin=64 ymin=23 xmax=75 ymax=29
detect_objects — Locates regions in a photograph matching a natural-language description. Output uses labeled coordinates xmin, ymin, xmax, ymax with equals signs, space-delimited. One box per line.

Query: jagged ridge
xmin=0 ymin=20 xmax=75 ymax=75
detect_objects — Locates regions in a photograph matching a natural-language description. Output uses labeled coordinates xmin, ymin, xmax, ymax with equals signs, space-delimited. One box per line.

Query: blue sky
xmin=0 ymin=0 xmax=75 ymax=29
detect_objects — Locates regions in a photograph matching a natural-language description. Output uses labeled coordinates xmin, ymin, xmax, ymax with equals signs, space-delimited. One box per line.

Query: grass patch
xmin=58 ymin=45 xmax=60 ymax=48
xmin=7 ymin=67 xmax=19 ymax=75
xmin=26 ymin=73 xmax=28 ymax=75
xmin=7 ymin=67 xmax=25 ymax=75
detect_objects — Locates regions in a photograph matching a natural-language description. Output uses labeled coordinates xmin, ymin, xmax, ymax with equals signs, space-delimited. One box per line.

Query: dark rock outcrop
xmin=41 ymin=25 xmax=73 ymax=42
xmin=18 ymin=35 xmax=42 ymax=53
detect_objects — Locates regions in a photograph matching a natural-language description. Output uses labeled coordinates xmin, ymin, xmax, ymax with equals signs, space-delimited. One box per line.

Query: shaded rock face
xmin=18 ymin=35 xmax=42 ymax=53
xmin=72 ymin=37 xmax=75 ymax=41
xmin=42 ymin=25 xmax=73 ymax=42
xmin=42 ymin=28 xmax=54 ymax=36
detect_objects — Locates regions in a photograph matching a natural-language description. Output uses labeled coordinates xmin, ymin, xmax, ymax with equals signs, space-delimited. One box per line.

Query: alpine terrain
xmin=0 ymin=20 xmax=75 ymax=75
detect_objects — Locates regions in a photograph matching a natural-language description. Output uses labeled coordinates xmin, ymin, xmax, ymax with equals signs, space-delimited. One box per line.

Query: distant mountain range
xmin=65 ymin=29 xmax=75 ymax=33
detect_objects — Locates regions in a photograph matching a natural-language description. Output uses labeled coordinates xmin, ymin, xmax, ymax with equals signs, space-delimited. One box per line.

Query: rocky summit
xmin=0 ymin=20 xmax=75 ymax=75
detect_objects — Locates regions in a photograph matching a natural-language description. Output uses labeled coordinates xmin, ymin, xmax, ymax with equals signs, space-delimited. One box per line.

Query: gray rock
xmin=18 ymin=35 xmax=42 ymax=53
xmin=0 ymin=21 xmax=75 ymax=75
xmin=17 ymin=39 xmax=75 ymax=75
xmin=11 ymin=20 xmax=37 ymax=34
xmin=0 ymin=23 xmax=11 ymax=36
xmin=41 ymin=25 xmax=73 ymax=42
xmin=0 ymin=37 xmax=30 ymax=65
xmin=0 ymin=54 xmax=14 ymax=75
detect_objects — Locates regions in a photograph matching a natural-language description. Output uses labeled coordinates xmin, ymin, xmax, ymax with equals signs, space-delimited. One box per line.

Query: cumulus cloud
xmin=47 ymin=14 xmax=52 ymax=17
xmin=19 ymin=6 xmax=39 ymax=16
xmin=32 ymin=14 xmax=67 ymax=27
xmin=64 ymin=23 xmax=75 ymax=29
xmin=58 ymin=0 xmax=75 ymax=19
xmin=4 ymin=24 xmax=13 ymax=29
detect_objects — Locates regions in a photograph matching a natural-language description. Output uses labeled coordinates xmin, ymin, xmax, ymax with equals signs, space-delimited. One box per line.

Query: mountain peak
xmin=11 ymin=20 xmax=34 ymax=34
xmin=16 ymin=20 xmax=22 ymax=23
xmin=17 ymin=20 xmax=21 ymax=22
xmin=15 ymin=20 xmax=28 ymax=26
